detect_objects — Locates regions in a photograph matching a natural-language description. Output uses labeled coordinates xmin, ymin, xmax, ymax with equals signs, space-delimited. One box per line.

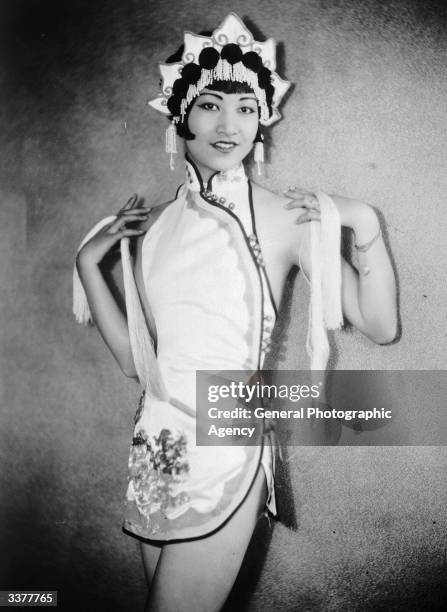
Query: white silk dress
xmin=122 ymin=158 xmax=278 ymax=541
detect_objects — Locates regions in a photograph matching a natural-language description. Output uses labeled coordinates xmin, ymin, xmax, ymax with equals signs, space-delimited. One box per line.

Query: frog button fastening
xmin=262 ymin=338 xmax=272 ymax=352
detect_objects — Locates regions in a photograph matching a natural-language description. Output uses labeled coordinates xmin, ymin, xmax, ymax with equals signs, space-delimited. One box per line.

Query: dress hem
xmin=122 ymin=440 xmax=267 ymax=543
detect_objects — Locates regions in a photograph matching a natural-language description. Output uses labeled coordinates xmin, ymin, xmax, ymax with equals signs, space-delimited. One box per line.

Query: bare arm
xmin=289 ymin=191 xmax=397 ymax=344
xmin=76 ymin=196 xmax=150 ymax=376
xmin=337 ymin=203 xmax=397 ymax=344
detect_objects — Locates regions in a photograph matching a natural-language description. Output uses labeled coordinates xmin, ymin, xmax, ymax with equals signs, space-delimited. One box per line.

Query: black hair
xmin=176 ymin=80 xmax=258 ymax=140
xmin=164 ymin=36 xmax=273 ymax=140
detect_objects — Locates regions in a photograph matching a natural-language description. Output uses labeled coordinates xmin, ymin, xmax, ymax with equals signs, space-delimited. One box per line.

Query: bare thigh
xmin=144 ymin=467 xmax=267 ymax=612
xmin=139 ymin=540 xmax=162 ymax=585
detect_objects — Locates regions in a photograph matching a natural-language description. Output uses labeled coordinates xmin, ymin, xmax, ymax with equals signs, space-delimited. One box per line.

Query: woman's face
xmin=185 ymin=87 xmax=259 ymax=182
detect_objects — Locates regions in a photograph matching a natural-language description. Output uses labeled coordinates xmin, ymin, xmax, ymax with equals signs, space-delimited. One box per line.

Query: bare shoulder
xmin=251 ymin=181 xmax=290 ymax=211
xmin=252 ymin=183 xmax=307 ymax=263
xmin=251 ymin=181 xmax=307 ymax=256
xmin=251 ymin=181 xmax=306 ymax=222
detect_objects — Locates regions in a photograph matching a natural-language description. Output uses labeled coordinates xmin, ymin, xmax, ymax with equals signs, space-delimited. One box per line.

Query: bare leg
xmin=145 ymin=467 xmax=267 ymax=612
xmin=140 ymin=540 xmax=162 ymax=585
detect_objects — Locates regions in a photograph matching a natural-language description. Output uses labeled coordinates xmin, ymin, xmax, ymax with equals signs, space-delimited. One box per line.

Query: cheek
xmin=244 ymin=117 xmax=259 ymax=143
xmin=186 ymin=111 xmax=198 ymax=136
xmin=187 ymin=108 xmax=212 ymax=138
xmin=184 ymin=106 xmax=199 ymax=138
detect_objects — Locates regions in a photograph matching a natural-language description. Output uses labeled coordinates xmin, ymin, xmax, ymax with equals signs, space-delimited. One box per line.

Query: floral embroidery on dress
xmin=126 ymin=427 xmax=190 ymax=524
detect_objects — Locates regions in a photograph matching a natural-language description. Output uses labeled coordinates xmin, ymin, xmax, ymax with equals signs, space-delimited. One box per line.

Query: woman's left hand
xmin=283 ymin=186 xmax=379 ymax=237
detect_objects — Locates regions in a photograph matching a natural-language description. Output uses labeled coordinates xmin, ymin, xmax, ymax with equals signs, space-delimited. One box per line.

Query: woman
xmin=74 ymin=13 xmax=397 ymax=612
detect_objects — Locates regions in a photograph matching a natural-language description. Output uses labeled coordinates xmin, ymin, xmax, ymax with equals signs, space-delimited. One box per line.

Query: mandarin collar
xmin=185 ymin=156 xmax=248 ymax=196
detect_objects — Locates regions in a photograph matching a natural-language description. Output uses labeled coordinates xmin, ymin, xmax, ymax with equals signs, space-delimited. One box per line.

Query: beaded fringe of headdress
xmin=177 ymin=59 xmax=269 ymax=124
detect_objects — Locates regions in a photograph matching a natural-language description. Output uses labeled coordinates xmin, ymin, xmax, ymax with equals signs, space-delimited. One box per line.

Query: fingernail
xmin=124 ymin=195 xmax=137 ymax=208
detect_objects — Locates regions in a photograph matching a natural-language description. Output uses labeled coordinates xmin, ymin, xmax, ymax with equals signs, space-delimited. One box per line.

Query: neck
xmin=185 ymin=154 xmax=247 ymax=194
xmin=186 ymin=156 xmax=216 ymax=185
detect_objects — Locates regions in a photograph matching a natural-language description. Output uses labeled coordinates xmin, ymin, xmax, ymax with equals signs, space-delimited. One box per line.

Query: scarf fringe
xmin=306 ymin=192 xmax=343 ymax=370
xmin=120 ymin=237 xmax=169 ymax=398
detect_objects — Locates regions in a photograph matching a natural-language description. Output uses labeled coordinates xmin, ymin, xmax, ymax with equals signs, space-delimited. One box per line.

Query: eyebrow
xmin=197 ymin=92 xmax=223 ymax=100
xmin=197 ymin=92 xmax=258 ymax=102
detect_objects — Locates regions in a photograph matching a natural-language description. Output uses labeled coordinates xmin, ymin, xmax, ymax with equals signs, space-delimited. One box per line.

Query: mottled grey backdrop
xmin=1 ymin=0 xmax=446 ymax=610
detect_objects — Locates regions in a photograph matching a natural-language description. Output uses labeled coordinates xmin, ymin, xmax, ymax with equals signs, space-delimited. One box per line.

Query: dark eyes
xmin=198 ymin=102 xmax=219 ymax=111
xmin=240 ymin=106 xmax=256 ymax=114
xmin=197 ymin=102 xmax=257 ymax=114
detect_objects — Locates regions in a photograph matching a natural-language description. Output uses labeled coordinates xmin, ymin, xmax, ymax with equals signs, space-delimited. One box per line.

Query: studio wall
xmin=1 ymin=0 xmax=446 ymax=609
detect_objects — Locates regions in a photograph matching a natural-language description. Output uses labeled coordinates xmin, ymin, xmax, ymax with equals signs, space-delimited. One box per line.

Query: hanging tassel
xmin=120 ymin=237 xmax=169 ymax=399
xmin=254 ymin=131 xmax=264 ymax=176
xmin=317 ymin=191 xmax=343 ymax=330
xmin=165 ymin=120 xmax=177 ymax=171
xmin=304 ymin=193 xmax=343 ymax=370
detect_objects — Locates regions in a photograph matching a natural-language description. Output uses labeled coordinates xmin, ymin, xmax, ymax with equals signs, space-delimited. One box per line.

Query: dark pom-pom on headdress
xmin=181 ymin=63 xmax=202 ymax=84
xmin=220 ymin=43 xmax=243 ymax=65
xmin=198 ymin=47 xmax=220 ymax=69
xmin=149 ymin=14 xmax=291 ymax=130
xmin=242 ymin=51 xmax=263 ymax=73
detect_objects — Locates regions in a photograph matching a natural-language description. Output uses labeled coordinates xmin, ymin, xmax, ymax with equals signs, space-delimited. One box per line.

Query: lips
xmin=211 ymin=141 xmax=238 ymax=153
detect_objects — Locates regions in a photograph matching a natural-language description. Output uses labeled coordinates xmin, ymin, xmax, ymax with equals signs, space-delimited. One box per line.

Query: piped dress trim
xmin=182 ymin=158 xmax=279 ymax=523
xmin=185 ymin=155 xmax=277 ymax=371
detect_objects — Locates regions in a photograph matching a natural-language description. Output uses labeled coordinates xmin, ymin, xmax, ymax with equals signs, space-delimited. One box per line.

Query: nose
xmin=216 ymin=109 xmax=239 ymax=136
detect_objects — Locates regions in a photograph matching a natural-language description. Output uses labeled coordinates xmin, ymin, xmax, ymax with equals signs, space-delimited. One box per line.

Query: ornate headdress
xmin=149 ymin=13 xmax=290 ymax=126
xmin=148 ymin=13 xmax=291 ymax=169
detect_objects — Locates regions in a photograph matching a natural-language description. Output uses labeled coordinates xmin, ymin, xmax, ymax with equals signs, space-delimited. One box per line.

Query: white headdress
xmin=148 ymin=13 xmax=291 ymax=127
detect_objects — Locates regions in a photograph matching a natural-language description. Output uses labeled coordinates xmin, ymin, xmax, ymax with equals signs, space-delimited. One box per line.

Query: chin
xmin=209 ymin=149 xmax=250 ymax=170
xmin=212 ymin=157 xmax=243 ymax=171
xmin=186 ymin=147 xmax=250 ymax=179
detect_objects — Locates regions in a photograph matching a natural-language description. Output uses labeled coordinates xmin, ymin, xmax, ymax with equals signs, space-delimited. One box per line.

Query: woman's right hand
xmin=76 ymin=194 xmax=150 ymax=269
